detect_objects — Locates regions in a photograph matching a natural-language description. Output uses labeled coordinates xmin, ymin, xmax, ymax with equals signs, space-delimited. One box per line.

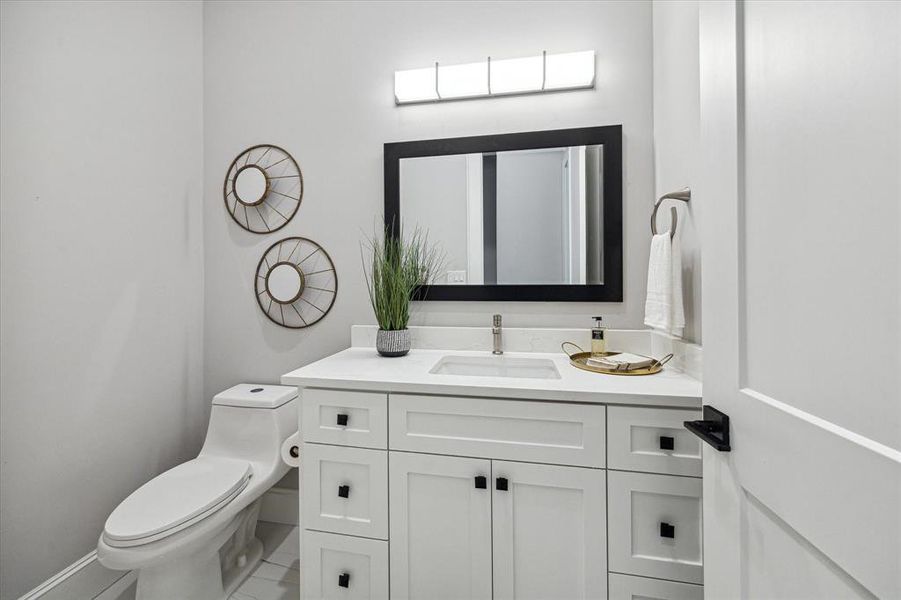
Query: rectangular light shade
xmin=438 ymin=61 xmax=489 ymax=99
xmin=490 ymin=55 xmax=544 ymax=94
xmin=544 ymin=51 xmax=595 ymax=89
xmin=394 ymin=66 xmax=438 ymax=103
xmin=394 ymin=50 xmax=595 ymax=104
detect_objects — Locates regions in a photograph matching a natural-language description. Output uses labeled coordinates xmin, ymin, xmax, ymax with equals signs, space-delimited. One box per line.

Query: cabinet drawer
xmin=609 ymin=573 xmax=703 ymax=600
xmin=302 ymin=530 xmax=388 ymax=600
xmin=302 ymin=444 xmax=388 ymax=539
xmin=607 ymin=406 xmax=702 ymax=476
xmin=302 ymin=388 xmax=387 ymax=449
xmin=389 ymin=394 xmax=606 ymax=468
xmin=608 ymin=470 xmax=703 ymax=584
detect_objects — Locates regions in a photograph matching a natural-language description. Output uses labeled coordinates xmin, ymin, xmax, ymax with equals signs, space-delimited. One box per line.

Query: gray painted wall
xmin=0 ymin=2 xmax=204 ymax=598
xmin=652 ymin=0 xmax=702 ymax=342
xmin=202 ymin=0 xmax=657 ymax=403
xmin=400 ymin=155 xmax=469 ymax=280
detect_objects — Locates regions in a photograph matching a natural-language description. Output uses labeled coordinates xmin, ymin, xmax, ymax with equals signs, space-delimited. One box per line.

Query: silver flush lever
xmin=492 ymin=314 xmax=503 ymax=355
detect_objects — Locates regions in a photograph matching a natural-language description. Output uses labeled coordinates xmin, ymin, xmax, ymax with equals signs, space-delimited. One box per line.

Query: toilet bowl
xmin=97 ymin=384 xmax=297 ymax=600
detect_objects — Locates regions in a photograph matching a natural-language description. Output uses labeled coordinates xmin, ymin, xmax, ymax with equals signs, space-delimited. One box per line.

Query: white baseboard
xmin=18 ymin=486 xmax=298 ymax=600
xmin=18 ymin=551 xmax=133 ymax=600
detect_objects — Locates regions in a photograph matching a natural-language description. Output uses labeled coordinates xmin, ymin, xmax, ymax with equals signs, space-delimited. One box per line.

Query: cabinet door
xmin=492 ymin=461 xmax=607 ymax=600
xmin=389 ymin=452 xmax=492 ymax=600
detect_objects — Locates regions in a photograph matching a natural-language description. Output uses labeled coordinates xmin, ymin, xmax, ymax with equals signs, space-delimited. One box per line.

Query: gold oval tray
xmin=561 ymin=342 xmax=673 ymax=376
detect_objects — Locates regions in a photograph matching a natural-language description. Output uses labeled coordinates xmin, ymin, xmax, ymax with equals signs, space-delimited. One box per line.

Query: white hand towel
xmin=644 ymin=233 xmax=685 ymax=336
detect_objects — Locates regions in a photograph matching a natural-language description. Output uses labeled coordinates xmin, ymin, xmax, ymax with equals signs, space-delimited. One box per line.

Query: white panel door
xmin=389 ymin=452 xmax=492 ymax=600
xmin=698 ymin=2 xmax=900 ymax=598
xmin=492 ymin=461 xmax=606 ymax=600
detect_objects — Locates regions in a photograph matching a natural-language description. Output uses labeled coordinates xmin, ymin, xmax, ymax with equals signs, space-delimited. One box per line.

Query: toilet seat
xmin=103 ymin=456 xmax=253 ymax=548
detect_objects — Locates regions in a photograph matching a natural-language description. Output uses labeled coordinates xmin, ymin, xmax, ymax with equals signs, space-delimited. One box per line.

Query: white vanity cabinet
xmin=296 ymin=388 xmax=703 ymax=600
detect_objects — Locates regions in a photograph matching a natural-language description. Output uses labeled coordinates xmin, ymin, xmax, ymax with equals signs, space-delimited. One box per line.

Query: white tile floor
xmin=115 ymin=521 xmax=301 ymax=600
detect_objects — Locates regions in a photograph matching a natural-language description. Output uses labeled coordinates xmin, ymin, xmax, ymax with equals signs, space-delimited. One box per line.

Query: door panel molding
xmin=732 ymin=388 xmax=900 ymax=598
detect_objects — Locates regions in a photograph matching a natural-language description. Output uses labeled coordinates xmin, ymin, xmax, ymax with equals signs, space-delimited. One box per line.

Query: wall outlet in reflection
xmin=446 ymin=270 xmax=467 ymax=284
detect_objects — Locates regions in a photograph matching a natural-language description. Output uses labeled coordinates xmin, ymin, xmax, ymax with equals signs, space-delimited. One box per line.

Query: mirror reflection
xmin=234 ymin=165 xmax=268 ymax=205
xmin=400 ymin=145 xmax=603 ymax=285
xmin=266 ymin=262 xmax=304 ymax=304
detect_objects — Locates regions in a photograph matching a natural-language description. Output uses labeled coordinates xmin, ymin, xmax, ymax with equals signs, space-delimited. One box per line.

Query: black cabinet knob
xmin=474 ymin=475 xmax=487 ymax=489
xmin=496 ymin=477 xmax=509 ymax=491
xmin=660 ymin=522 xmax=675 ymax=538
xmin=338 ymin=485 xmax=350 ymax=498
xmin=338 ymin=572 xmax=350 ymax=588
xmin=336 ymin=413 xmax=349 ymax=426
xmin=659 ymin=435 xmax=675 ymax=450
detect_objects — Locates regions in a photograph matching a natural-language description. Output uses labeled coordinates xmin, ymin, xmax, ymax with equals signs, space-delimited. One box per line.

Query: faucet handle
xmin=493 ymin=314 xmax=502 ymax=327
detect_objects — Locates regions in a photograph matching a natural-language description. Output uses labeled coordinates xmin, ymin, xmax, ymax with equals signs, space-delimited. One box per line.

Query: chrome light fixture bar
xmin=394 ymin=50 xmax=595 ymax=105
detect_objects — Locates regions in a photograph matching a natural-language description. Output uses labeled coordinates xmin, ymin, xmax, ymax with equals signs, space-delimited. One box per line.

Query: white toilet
xmin=97 ymin=384 xmax=297 ymax=600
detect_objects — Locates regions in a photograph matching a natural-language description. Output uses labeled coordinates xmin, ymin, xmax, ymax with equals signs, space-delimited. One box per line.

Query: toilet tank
xmin=199 ymin=384 xmax=297 ymax=467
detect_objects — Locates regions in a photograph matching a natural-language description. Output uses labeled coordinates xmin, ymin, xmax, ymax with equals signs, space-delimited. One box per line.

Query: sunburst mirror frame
xmin=224 ymin=144 xmax=303 ymax=233
xmin=255 ymin=237 xmax=338 ymax=329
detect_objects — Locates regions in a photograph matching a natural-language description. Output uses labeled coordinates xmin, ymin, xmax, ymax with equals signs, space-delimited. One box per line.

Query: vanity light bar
xmin=394 ymin=50 xmax=595 ymax=105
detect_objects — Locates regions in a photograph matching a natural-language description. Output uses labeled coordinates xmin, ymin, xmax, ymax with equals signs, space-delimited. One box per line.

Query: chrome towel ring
xmin=651 ymin=188 xmax=691 ymax=239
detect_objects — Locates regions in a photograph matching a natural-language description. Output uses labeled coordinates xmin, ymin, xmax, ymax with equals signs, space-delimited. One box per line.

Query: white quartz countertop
xmin=281 ymin=347 xmax=702 ymax=408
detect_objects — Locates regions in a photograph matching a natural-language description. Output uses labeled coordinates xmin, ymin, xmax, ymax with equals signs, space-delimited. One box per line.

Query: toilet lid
xmin=103 ymin=456 xmax=252 ymax=545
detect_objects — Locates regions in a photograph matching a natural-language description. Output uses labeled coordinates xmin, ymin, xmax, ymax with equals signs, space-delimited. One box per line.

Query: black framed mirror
xmin=384 ymin=125 xmax=622 ymax=301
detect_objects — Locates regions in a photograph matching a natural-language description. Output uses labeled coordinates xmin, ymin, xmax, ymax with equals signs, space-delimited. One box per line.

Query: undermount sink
xmin=429 ymin=355 xmax=561 ymax=380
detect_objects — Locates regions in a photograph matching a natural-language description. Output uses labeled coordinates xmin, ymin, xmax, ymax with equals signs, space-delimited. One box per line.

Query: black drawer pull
xmin=338 ymin=485 xmax=350 ymax=498
xmin=474 ymin=475 xmax=487 ymax=489
xmin=684 ymin=405 xmax=731 ymax=452
xmin=659 ymin=435 xmax=675 ymax=450
xmin=336 ymin=413 xmax=349 ymax=426
xmin=496 ymin=477 xmax=509 ymax=491
xmin=660 ymin=522 xmax=675 ymax=538
xmin=338 ymin=572 xmax=350 ymax=588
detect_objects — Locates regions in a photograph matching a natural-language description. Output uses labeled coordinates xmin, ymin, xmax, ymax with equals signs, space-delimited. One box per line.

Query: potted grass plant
xmin=363 ymin=227 xmax=442 ymax=357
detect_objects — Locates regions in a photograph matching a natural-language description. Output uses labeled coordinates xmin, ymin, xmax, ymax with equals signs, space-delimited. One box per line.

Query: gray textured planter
xmin=377 ymin=328 xmax=411 ymax=357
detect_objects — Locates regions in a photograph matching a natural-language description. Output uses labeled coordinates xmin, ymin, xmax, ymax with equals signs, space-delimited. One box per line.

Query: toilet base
xmin=133 ymin=501 xmax=264 ymax=600
xmin=136 ymin=549 xmax=224 ymax=600
xmin=133 ymin=538 xmax=263 ymax=600
xmin=223 ymin=538 xmax=263 ymax=597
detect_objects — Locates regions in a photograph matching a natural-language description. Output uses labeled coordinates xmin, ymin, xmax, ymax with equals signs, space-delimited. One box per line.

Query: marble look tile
xmin=353 ymin=325 xmax=655 ymax=354
xmin=252 ymin=561 xmax=301 ymax=585
xmin=230 ymin=575 xmax=300 ymax=600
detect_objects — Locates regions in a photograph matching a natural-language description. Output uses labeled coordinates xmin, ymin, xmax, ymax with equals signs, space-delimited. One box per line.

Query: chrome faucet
xmin=492 ymin=314 xmax=503 ymax=355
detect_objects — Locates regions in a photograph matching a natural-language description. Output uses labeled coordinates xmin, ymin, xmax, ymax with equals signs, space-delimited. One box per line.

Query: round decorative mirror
xmin=266 ymin=262 xmax=304 ymax=304
xmin=224 ymin=144 xmax=302 ymax=233
xmin=234 ymin=165 xmax=269 ymax=206
xmin=255 ymin=237 xmax=337 ymax=328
